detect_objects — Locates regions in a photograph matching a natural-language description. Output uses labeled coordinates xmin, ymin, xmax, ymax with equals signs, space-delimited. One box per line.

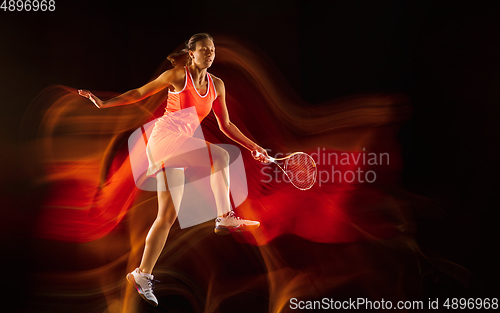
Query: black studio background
xmin=1 ymin=0 xmax=499 ymax=311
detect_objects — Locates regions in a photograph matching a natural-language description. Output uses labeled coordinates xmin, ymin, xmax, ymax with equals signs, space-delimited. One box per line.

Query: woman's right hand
xmin=78 ymin=89 xmax=104 ymax=109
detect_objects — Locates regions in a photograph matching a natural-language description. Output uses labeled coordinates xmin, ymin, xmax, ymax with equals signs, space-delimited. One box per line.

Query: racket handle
xmin=251 ymin=150 xmax=274 ymax=162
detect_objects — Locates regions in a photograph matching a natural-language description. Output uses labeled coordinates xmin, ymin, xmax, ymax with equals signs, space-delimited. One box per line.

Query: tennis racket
xmin=252 ymin=150 xmax=317 ymax=190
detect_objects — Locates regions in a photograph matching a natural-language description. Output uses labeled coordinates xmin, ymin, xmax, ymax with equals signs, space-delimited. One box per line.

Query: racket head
xmin=283 ymin=152 xmax=317 ymax=190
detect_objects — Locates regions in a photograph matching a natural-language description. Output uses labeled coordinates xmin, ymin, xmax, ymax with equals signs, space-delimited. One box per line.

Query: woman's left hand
xmin=251 ymin=147 xmax=270 ymax=163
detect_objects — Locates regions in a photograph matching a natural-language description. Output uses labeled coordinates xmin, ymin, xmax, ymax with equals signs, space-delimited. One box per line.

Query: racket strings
xmin=284 ymin=153 xmax=317 ymax=190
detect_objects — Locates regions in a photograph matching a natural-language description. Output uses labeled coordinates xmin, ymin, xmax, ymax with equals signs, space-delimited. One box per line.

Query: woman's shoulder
xmin=209 ymin=73 xmax=225 ymax=97
xmin=160 ymin=66 xmax=187 ymax=86
xmin=168 ymin=65 xmax=187 ymax=77
xmin=208 ymin=73 xmax=225 ymax=98
xmin=209 ymin=73 xmax=224 ymax=87
xmin=208 ymin=72 xmax=221 ymax=82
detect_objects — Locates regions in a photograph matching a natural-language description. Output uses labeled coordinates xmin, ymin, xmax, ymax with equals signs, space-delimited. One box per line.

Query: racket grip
xmin=251 ymin=150 xmax=262 ymax=158
xmin=251 ymin=150 xmax=274 ymax=162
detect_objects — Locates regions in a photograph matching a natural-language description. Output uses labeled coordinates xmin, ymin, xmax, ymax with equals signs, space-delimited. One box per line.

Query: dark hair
xmin=167 ymin=33 xmax=214 ymax=67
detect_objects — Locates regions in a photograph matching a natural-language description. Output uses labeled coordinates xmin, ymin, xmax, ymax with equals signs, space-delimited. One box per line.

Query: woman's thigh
xmin=160 ymin=136 xmax=228 ymax=170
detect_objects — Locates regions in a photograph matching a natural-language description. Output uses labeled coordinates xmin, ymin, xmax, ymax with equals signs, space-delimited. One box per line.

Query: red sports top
xmin=165 ymin=65 xmax=218 ymax=121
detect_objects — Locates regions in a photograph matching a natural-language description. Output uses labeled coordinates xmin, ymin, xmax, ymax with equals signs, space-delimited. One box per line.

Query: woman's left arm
xmin=211 ymin=75 xmax=269 ymax=162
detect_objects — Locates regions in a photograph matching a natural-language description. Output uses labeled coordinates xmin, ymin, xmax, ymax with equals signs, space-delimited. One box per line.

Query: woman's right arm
xmin=78 ymin=69 xmax=178 ymax=109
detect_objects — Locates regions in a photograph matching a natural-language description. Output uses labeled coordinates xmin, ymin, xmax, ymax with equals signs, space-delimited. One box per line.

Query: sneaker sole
xmin=214 ymin=224 xmax=260 ymax=235
xmin=126 ymin=273 xmax=158 ymax=307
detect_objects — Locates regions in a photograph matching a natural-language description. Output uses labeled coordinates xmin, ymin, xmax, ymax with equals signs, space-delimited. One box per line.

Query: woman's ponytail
xmin=167 ymin=48 xmax=190 ymax=67
xmin=167 ymin=33 xmax=214 ymax=67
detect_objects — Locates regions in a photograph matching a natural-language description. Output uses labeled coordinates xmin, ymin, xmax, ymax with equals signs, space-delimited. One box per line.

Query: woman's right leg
xmin=129 ymin=139 xmax=234 ymax=306
xmin=139 ymin=136 xmax=226 ymax=275
xmin=139 ymin=167 xmax=185 ymax=274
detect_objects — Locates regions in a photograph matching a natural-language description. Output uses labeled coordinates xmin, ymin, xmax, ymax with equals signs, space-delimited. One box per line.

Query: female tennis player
xmin=78 ymin=33 xmax=269 ymax=306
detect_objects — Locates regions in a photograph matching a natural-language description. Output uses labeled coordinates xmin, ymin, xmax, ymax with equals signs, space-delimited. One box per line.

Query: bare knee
xmin=211 ymin=147 xmax=230 ymax=169
xmin=153 ymin=215 xmax=176 ymax=228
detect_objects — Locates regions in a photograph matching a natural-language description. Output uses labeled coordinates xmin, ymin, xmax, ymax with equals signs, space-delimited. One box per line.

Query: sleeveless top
xmin=144 ymin=66 xmax=218 ymax=176
xmin=165 ymin=65 xmax=218 ymax=121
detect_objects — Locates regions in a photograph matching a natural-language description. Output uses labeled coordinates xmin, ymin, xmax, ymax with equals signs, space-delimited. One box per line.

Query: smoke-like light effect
xmin=20 ymin=37 xmax=471 ymax=312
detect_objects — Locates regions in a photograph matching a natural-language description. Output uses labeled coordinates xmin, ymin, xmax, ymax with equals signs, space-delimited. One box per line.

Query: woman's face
xmin=189 ymin=38 xmax=215 ymax=68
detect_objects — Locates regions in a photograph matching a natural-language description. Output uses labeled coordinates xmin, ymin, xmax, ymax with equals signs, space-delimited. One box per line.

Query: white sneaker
xmin=126 ymin=268 xmax=159 ymax=306
xmin=214 ymin=211 xmax=260 ymax=235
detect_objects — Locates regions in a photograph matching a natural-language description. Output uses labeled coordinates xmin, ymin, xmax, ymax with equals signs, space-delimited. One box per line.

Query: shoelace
xmin=227 ymin=210 xmax=243 ymax=220
xmin=216 ymin=211 xmax=247 ymax=223
xmin=145 ymin=277 xmax=161 ymax=291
